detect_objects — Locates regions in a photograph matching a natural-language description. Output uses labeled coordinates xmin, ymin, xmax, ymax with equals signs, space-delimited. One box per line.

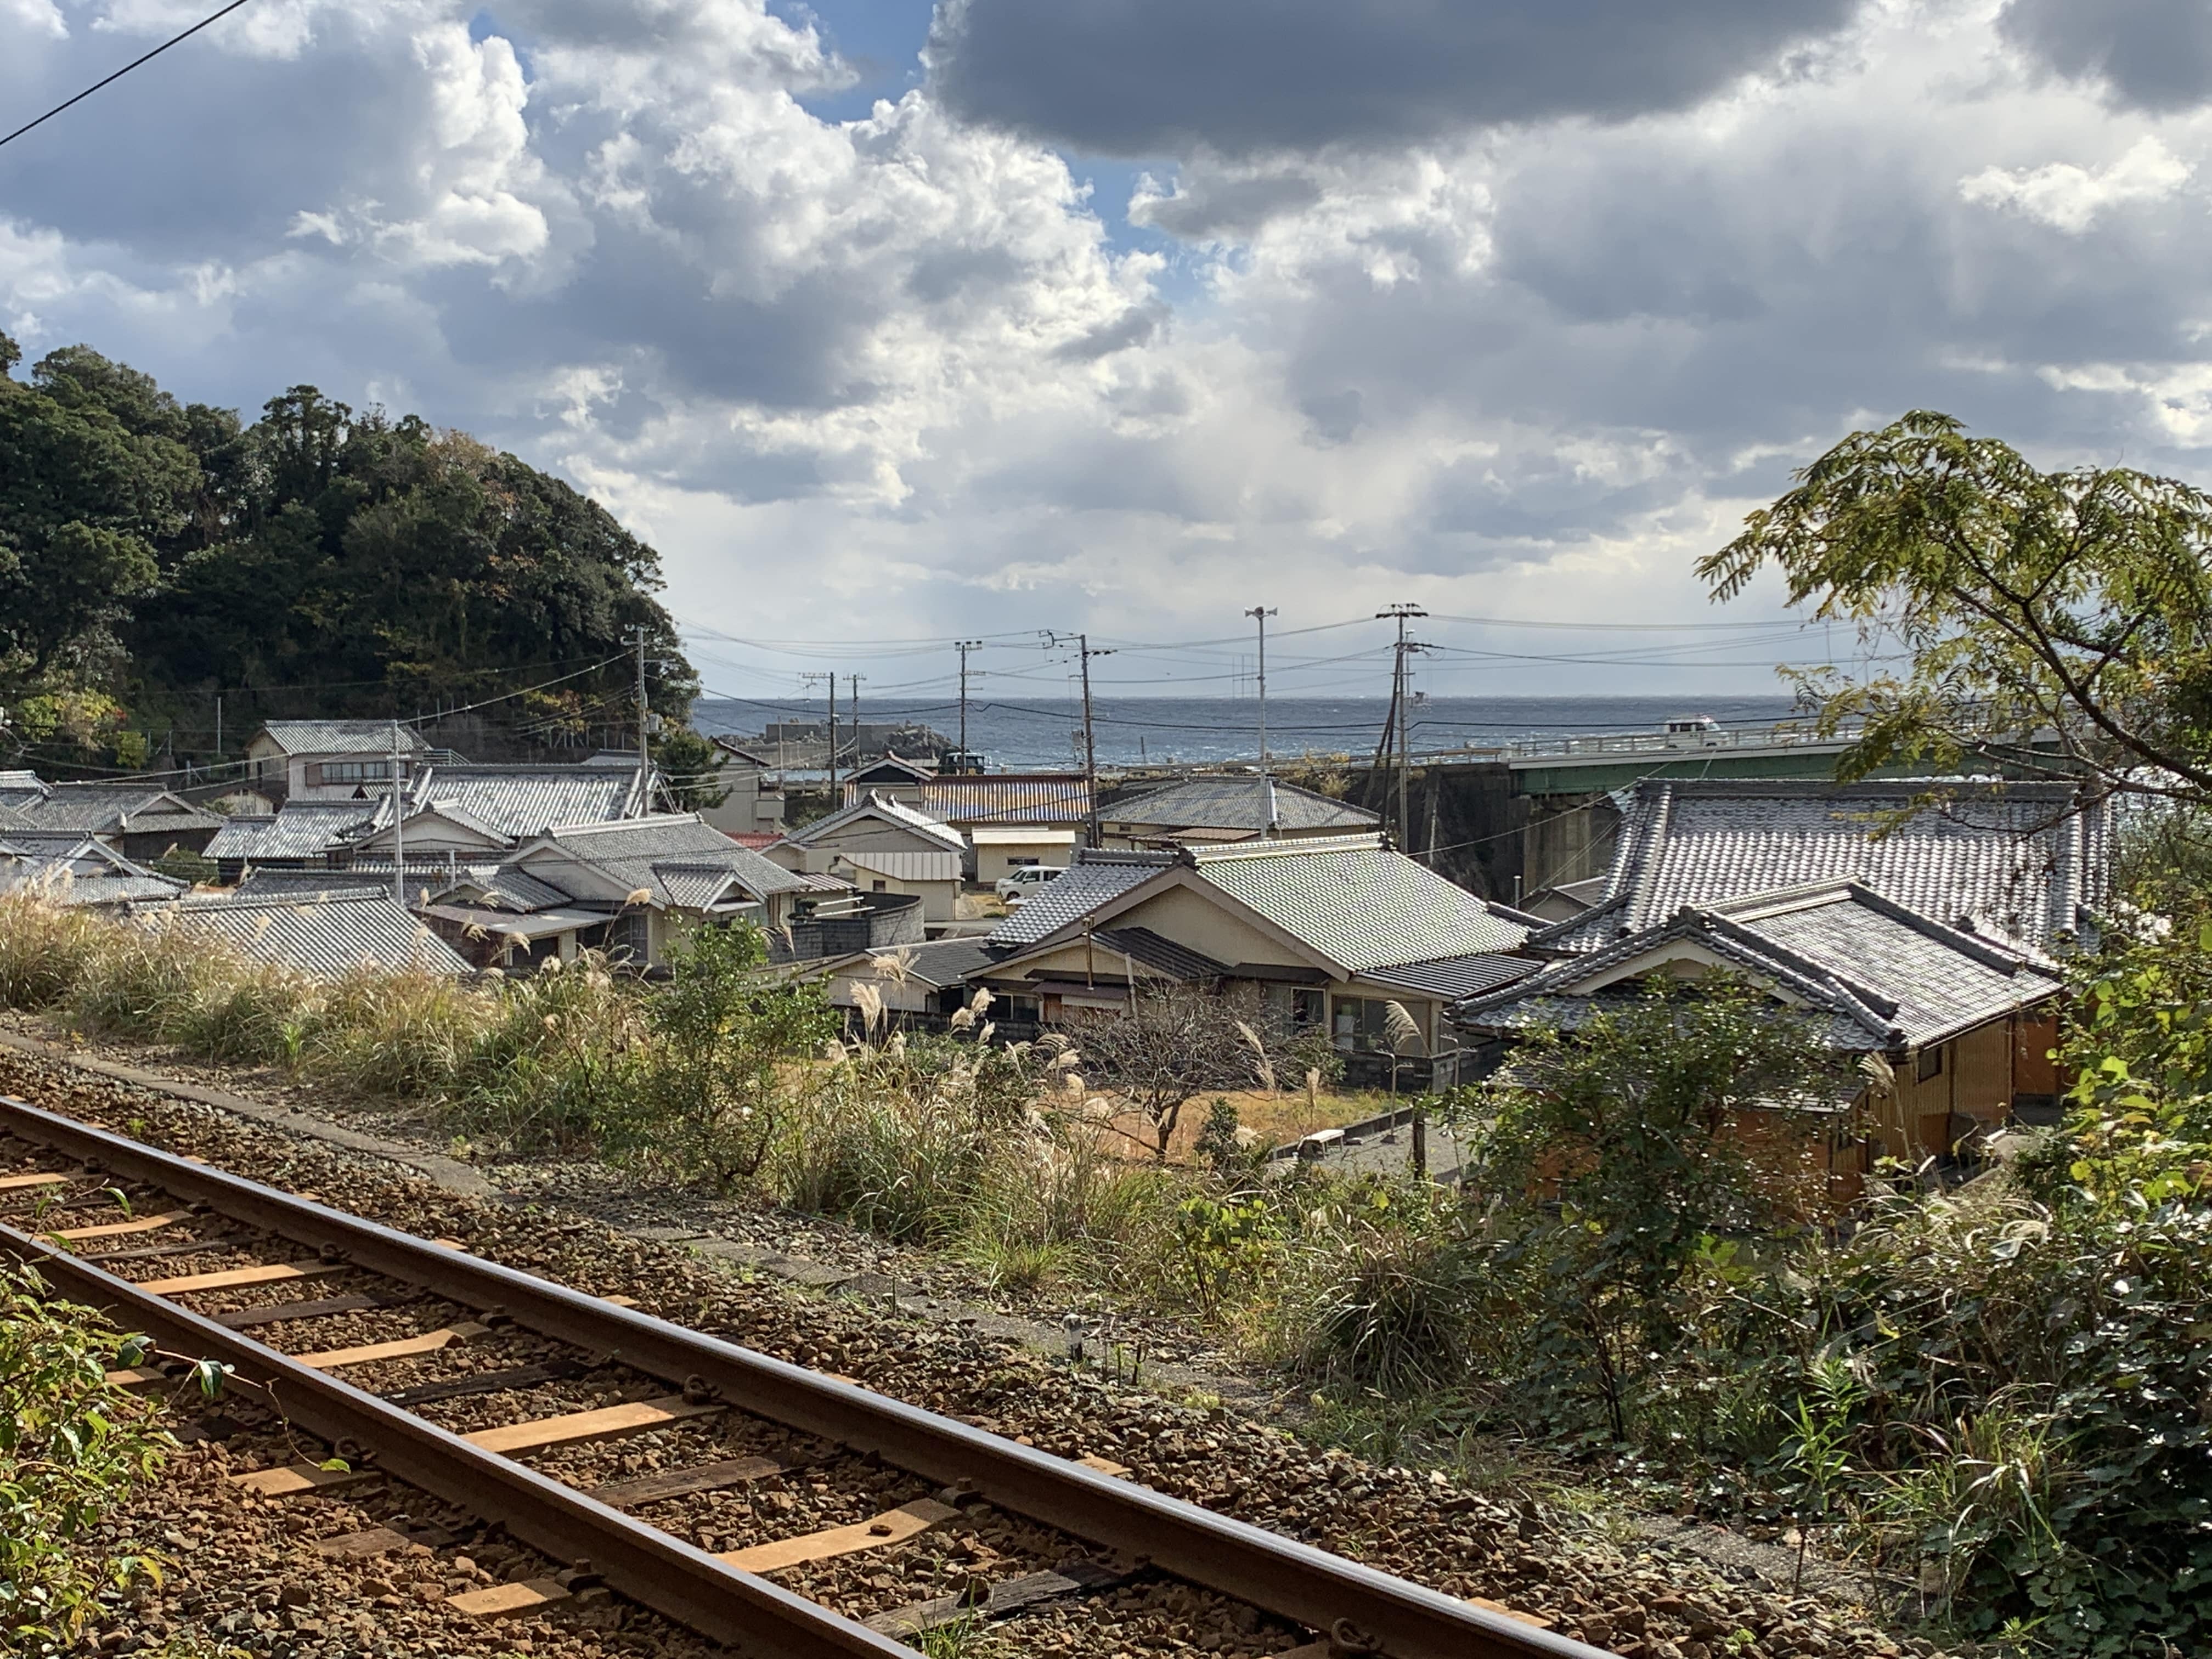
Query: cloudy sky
xmin=3 ymin=0 xmax=2208 ymax=705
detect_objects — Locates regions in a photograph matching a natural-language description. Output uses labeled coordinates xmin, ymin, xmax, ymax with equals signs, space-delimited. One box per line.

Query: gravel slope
xmin=0 ymin=1046 xmax=1946 ymax=1659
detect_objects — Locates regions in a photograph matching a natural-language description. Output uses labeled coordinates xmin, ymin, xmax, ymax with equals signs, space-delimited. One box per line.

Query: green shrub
xmin=0 ymin=1266 xmax=173 ymax=1653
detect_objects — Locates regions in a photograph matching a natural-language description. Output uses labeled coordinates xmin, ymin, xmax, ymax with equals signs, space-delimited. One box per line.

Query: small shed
xmin=968 ymin=825 xmax=1077 ymax=885
xmin=827 ymin=849 xmax=963 ymax=923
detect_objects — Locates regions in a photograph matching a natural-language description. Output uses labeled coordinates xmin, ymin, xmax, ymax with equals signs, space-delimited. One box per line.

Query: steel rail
xmin=0 ymin=1216 xmax=914 ymax=1659
xmin=0 ymin=1095 xmax=1607 ymax=1659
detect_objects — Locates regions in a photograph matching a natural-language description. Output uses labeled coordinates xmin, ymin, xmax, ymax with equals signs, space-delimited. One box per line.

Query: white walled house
xmin=247 ymin=721 xmax=428 ymax=803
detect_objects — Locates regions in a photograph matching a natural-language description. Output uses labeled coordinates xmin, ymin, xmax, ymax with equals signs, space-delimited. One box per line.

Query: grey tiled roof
xmin=1104 ymin=775 xmax=1378 ymax=836
xmin=989 ymin=851 xmax=1178 ymax=945
xmin=829 ymin=849 xmax=963 ymax=884
xmin=403 ymin=764 xmax=650 ymax=838
xmin=0 ymin=771 xmax=47 ymax=812
xmin=1091 ymin=926 xmax=1232 ymax=983
xmin=0 ymin=837 xmax=188 ymax=909
xmin=206 ymin=804 xmax=377 ymax=862
xmin=786 ymin=792 xmax=963 ymax=853
xmin=1189 ymin=836 xmax=1528 ymax=974
xmin=529 ymin=814 xmax=813 ymax=905
xmin=822 ymin=936 xmax=1002 ymax=990
xmin=1573 ymin=780 xmax=2109 ymax=953
xmin=917 ymin=776 xmax=1092 ymax=826
xmin=235 ymin=865 xmax=487 ymax=902
xmin=1358 ymin=952 xmax=1538 ymax=1002
xmin=256 ymin=721 xmax=430 ymax=757
xmin=158 ymin=891 xmax=471 ymax=978
xmin=12 ymin=785 xmax=221 ymax=836
xmin=1460 ymin=881 xmax=2062 ymax=1050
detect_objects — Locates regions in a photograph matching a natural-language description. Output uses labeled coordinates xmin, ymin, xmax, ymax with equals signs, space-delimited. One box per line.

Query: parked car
xmin=994 ymin=865 xmax=1064 ymax=902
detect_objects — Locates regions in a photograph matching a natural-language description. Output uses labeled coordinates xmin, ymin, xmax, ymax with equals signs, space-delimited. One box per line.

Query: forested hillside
xmin=0 ymin=331 xmax=693 ymax=772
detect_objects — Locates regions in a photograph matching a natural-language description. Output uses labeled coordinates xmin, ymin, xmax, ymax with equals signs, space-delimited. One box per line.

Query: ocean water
xmin=693 ymin=693 xmax=1803 ymax=770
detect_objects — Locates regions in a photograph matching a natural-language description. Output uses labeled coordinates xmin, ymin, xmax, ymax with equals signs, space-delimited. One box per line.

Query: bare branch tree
xmin=1072 ymin=982 xmax=1281 ymax=1160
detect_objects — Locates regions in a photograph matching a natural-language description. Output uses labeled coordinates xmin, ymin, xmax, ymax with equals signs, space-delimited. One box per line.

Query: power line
xmin=0 ymin=0 xmax=257 ymax=151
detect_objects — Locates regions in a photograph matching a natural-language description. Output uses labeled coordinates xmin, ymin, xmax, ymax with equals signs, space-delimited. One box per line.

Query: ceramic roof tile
xmin=786 ymin=792 xmax=964 ymax=853
xmin=256 ymin=721 xmax=431 ymax=756
xmin=1460 ymin=882 xmax=2062 ymax=1049
xmin=1584 ymin=780 xmax=2110 ymax=952
xmin=916 ymin=776 xmax=1092 ymax=826
xmin=205 ymin=804 xmax=377 ymax=862
xmin=1188 ymin=836 xmax=1528 ymax=973
xmin=404 ymin=763 xmax=649 ymax=838
xmin=160 ymin=891 xmax=471 ymax=978
xmin=988 ymin=851 xmax=1178 ymax=946
xmin=1104 ymin=775 xmax=1378 ymax=836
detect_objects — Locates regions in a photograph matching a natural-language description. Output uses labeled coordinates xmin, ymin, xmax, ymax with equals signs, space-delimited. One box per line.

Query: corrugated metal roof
xmin=1189 ymin=836 xmax=1529 ymax=973
xmin=917 ymin=776 xmax=1092 ymax=826
xmin=205 ymin=804 xmax=376 ymax=862
xmin=12 ymin=786 xmax=221 ymax=836
xmin=787 ymin=792 xmax=963 ymax=853
xmin=160 ymin=891 xmax=471 ymax=978
xmin=1582 ymin=780 xmax=2109 ymax=952
xmin=256 ymin=721 xmax=431 ymax=756
xmin=830 ymin=849 xmax=963 ymax=884
xmin=1460 ymin=881 xmax=2062 ymax=1049
xmin=989 ymin=851 xmax=1178 ymax=946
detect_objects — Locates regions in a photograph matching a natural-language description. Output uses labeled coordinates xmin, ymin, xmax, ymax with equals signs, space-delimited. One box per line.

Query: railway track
xmin=0 ymin=1093 xmax=1607 ymax=1659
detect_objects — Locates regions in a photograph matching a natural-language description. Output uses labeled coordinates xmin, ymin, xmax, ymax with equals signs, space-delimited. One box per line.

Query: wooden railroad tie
xmin=586 ymin=1452 xmax=804 ymax=1509
xmin=0 ymin=1171 xmax=70 ymax=1192
xmin=464 ymin=1396 xmax=723 ymax=1457
xmin=716 ymin=1498 xmax=962 ymax=1575
xmin=82 ymin=1233 xmax=246 ymax=1265
xmin=53 ymin=1210 xmax=193 ymax=1243
xmin=139 ymin=1260 xmax=348 ymax=1295
xmin=381 ymin=1359 xmax=589 ymax=1408
xmin=865 ymin=1559 xmax=1128 ymax=1637
xmin=447 ymin=1578 xmax=580 ymax=1620
xmin=214 ymin=1292 xmax=386 ymax=1331
xmin=230 ymin=1462 xmax=377 ymax=1498
xmin=292 ymin=1323 xmax=488 ymax=1370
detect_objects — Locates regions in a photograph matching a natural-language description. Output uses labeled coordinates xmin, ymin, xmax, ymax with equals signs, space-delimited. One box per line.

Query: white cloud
xmin=7 ymin=0 xmax=2212 ymax=688
xmin=1959 ymin=134 xmax=2194 ymax=233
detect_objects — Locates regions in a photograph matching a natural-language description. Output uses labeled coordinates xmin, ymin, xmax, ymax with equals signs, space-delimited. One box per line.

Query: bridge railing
xmin=1482 ymin=721 xmax=1864 ymax=763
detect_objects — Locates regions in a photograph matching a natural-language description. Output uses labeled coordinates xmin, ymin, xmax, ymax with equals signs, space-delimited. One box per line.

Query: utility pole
xmin=848 ymin=675 xmax=865 ymax=771
xmin=628 ymin=625 xmax=651 ymax=772
xmin=1245 ymin=605 xmax=1277 ymax=838
xmin=800 ymin=673 xmax=836 ymax=798
xmin=213 ymin=694 xmax=222 ymax=760
xmin=1375 ymin=605 xmax=1429 ymax=853
xmin=1043 ymin=632 xmax=1115 ymax=848
xmin=955 ymin=640 xmax=984 ymax=770
xmin=389 ymin=718 xmax=406 ymax=910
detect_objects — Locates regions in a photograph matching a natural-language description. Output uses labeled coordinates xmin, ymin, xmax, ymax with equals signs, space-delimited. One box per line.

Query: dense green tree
xmin=0 ymin=332 xmax=695 ymax=768
xmin=1700 ymin=409 xmax=2212 ymax=807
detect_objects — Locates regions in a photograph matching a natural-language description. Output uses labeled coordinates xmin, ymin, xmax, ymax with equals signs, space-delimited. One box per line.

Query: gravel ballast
xmin=0 ymin=1041 xmax=1946 ymax=1659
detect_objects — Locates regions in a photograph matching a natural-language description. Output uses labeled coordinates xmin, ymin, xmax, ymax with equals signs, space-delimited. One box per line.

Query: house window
xmin=872 ymin=879 xmax=888 ymax=892
xmin=1332 ymin=996 xmax=1423 ymax=1054
xmin=1008 ymin=856 xmax=1040 ymax=868
xmin=1916 ymin=1046 xmax=1944 ymax=1082
xmin=1291 ymin=988 xmax=1324 ymax=1028
xmin=315 ymin=760 xmax=407 ymax=785
xmin=605 ymin=912 xmax=651 ymax=964
xmin=1003 ymin=994 xmax=1041 ymax=1023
